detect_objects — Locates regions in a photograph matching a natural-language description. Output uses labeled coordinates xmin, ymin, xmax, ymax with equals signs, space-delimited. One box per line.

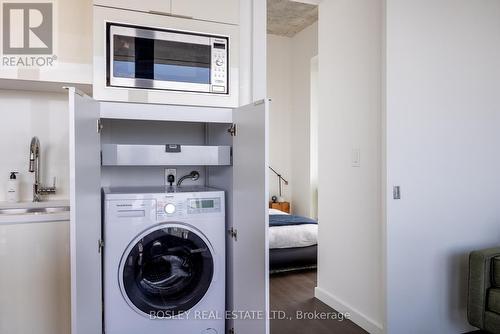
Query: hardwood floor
xmin=270 ymin=270 xmax=367 ymax=334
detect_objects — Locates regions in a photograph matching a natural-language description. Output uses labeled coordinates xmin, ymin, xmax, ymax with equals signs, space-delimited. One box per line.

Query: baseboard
xmin=314 ymin=286 xmax=383 ymax=334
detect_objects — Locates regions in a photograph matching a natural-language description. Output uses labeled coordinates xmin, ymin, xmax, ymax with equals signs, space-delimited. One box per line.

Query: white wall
xmin=310 ymin=56 xmax=319 ymax=220
xmin=386 ymin=1 xmax=500 ymax=333
xmin=267 ymin=35 xmax=293 ymax=201
xmin=315 ymin=0 xmax=383 ymax=333
xmin=267 ymin=23 xmax=318 ymax=216
xmin=290 ymin=22 xmax=318 ymax=217
xmin=0 ymin=90 xmax=69 ymax=203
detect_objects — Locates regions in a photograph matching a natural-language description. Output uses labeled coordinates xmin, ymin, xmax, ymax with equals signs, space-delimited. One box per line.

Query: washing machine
xmin=103 ymin=186 xmax=225 ymax=334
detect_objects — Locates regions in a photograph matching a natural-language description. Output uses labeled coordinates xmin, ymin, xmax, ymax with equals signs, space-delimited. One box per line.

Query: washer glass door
xmin=120 ymin=225 xmax=214 ymax=316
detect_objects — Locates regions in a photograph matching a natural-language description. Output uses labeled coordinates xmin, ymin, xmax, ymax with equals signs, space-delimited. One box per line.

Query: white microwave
xmin=108 ymin=23 xmax=229 ymax=95
xmin=93 ymin=6 xmax=239 ymax=108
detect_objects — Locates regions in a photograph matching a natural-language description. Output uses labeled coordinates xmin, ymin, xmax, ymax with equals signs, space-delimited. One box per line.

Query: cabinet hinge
xmin=228 ymin=227 xmax=238 ymax=241
xmin=98 ymin=239 xmax=104 ymax=253
xmin=97 ymin=119 xmax=103 ymax=133
xmin=228 ymin=328 xmax=235 ymax=334
xmin=228 ymin=124 xmax=237 ymax=137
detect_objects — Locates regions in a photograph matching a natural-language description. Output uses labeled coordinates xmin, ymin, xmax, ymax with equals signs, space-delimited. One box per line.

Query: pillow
xmin=269 ymin=208 xmax=289 ymax=215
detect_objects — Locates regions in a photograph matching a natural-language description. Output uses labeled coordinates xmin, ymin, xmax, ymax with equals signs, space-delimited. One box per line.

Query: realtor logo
xmin=2 ymin=2 xmax=53 ymax=54
xmin=1 ymin=1 xmax=56 ymax=67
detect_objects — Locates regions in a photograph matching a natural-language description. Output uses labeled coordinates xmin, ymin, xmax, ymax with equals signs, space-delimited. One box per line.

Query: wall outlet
xmin=165 ymin=168 xmax=177 ymax=186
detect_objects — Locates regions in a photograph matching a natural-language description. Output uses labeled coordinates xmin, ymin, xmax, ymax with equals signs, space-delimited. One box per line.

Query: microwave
xmin=108 ymin=23 xmax=229 ymax=95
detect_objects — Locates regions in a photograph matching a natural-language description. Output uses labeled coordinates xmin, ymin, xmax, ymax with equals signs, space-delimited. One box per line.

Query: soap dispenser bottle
xmin=7 ymin=172 xmax=20 ymax=203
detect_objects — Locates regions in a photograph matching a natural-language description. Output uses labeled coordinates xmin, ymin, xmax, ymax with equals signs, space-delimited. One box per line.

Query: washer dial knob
xmin=164 ymin=203 xmax=176 ymax=214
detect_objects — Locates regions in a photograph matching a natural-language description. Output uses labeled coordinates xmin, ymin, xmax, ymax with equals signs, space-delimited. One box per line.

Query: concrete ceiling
xmin=267 ymin=0 xmax=318 ymax=37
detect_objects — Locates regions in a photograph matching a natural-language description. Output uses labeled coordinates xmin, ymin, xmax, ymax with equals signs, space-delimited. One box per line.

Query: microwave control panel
xmin=211 ymin=37 xmax=228 ymax=94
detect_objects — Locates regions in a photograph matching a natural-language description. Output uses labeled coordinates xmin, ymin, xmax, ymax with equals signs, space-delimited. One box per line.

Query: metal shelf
xmin=101 ymin=144 xmax=231 ymax=166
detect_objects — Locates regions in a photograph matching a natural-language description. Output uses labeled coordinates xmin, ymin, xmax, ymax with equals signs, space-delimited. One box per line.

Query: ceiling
xmin=267 ymin=0 xmax=318 ymax=37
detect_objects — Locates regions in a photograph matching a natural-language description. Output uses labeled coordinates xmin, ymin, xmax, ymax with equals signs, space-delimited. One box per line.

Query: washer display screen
xmin=190 ymin=199 xmax=214 ymax=209
xmin=187 ymin=198 xmax=220 ymax=214
xmin=120 ymin=225 xmax=214 ymax=316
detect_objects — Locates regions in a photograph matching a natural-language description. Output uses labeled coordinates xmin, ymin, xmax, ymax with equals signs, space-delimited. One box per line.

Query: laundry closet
xmin=67 ymin=1 xmax=269 ymax=334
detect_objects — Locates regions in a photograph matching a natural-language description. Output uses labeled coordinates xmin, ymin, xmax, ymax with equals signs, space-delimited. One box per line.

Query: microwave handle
xmin=149 ymin=10 xmax=193 ymax=20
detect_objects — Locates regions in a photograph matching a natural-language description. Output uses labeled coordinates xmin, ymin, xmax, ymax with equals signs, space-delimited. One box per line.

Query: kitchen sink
xmin=0 ymin=207 xmax=70 ymax=215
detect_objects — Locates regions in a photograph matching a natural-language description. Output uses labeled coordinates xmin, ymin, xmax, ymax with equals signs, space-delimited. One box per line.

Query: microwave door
xmin=109 ymin=25 xmax=212 ymax=93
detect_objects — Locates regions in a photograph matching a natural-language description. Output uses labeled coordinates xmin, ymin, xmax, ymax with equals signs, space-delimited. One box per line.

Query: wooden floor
xmin=270 ymin=270 xmax=367 ymax=334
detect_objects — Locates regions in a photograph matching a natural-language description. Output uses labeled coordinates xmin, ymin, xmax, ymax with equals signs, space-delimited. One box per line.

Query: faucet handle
xmin=38 ymin=177 xmax=57 ymax=196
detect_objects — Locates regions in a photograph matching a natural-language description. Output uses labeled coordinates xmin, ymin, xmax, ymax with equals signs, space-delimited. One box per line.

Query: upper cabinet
xmin=93 ymin=0 xmax=171 ymax=14
xmin=94 ymin=0 xmax=238 ymax=25
xmin=171 ymin=0 xmax=239 ymax=25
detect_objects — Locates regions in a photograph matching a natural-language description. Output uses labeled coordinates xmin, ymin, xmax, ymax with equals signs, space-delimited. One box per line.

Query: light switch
xmin=393 ymin=186 xmax=401 ymax=200
xmin=351 ymin=148 xmax=361 ymax=167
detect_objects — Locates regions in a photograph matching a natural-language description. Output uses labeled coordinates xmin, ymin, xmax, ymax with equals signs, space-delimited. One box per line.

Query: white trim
xmin=99 ymin=100 xmax=233 ymax=123
xmin=0 ymin=213 xmax=69 ymax=225
xmin=314 ymin=287 xmax=383 ymax=334
xmin=290 ymin=0 xmax=322 ymax=5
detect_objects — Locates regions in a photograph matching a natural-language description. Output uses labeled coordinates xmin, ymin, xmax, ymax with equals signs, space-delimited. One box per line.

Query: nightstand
xmin=269 ymin=201 xmax=290 ymax=214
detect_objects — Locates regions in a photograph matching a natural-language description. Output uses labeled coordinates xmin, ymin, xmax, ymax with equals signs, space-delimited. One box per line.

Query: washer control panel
xmin=157 ymin=198 xmax=185 ymax=219
xmin=164 ymin=203 xmax=176 ymax=214
xmin=156 ymin=196 xmax=222 ymax=219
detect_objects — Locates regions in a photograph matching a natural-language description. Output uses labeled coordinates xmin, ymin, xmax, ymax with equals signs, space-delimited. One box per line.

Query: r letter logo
xmin=2 ymin=2 xmax=53 ymax=54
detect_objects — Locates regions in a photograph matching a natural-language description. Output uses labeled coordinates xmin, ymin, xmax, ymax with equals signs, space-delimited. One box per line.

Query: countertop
xmin=0 ymin=199 xmax=69 ymax=209
xmin=0 ymin=200 xmax=70 ymax=225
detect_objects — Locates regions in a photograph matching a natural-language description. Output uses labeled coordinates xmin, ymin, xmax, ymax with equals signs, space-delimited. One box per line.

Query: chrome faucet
xmin=29 ymin=136 xmax=56 ymax=202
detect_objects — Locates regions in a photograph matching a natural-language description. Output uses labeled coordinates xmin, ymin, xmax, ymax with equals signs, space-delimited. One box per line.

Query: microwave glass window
xmin=113 ymin=35 xmax=212 ymax=85
xmin=113 ymin=35 xmax=136 ymax=79
xmin=154 ymin=40 xmax=211 ymax=84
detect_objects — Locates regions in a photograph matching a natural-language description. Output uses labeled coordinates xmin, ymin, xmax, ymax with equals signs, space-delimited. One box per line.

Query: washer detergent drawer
xmin=117 ymin=209 xmax=145 ymax=218
xmin=106 ymin=200 xmax=157 ymax=223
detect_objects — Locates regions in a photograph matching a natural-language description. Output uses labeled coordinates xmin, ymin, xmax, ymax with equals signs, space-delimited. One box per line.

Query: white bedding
xmin=269 ymin=208 xmax=318 ymax=249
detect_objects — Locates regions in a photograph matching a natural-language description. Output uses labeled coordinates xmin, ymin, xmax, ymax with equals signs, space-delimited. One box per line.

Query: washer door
xmin=120 ymin=224 xmax=214 ymax=316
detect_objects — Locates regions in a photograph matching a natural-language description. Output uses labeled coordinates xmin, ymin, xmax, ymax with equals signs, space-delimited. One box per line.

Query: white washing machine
xmin=103 ymin=186 xmax=225 ymax=334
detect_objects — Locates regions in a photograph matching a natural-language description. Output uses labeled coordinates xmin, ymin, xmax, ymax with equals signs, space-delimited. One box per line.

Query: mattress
xmin=270 ymin=245 xmax=317 ymax=272
xmin=269 ymin=208 xmax=318 ymax=249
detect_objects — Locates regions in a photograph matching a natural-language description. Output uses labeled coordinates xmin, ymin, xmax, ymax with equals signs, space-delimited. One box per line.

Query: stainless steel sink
xmin=0 ymin=206 xmax=69 ymax=215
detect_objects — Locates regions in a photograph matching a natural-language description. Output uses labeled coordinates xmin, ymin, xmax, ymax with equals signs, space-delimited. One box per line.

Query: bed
xmin=269 ymin=208 xmax=318 ymax=273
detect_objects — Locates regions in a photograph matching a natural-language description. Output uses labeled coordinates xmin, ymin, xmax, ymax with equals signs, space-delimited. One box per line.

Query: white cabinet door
xmin=231 ymin=99 xmax=269 ymax=334
xmin=171 ymin=0 xmax=239 ymax=24
xmin=68 ymin=88 xmax=102 ymax=334
xmin=94 ymin=0 xmax=171 ymax=14
xmin=0 ymin=221 xmax=70 ymax=334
